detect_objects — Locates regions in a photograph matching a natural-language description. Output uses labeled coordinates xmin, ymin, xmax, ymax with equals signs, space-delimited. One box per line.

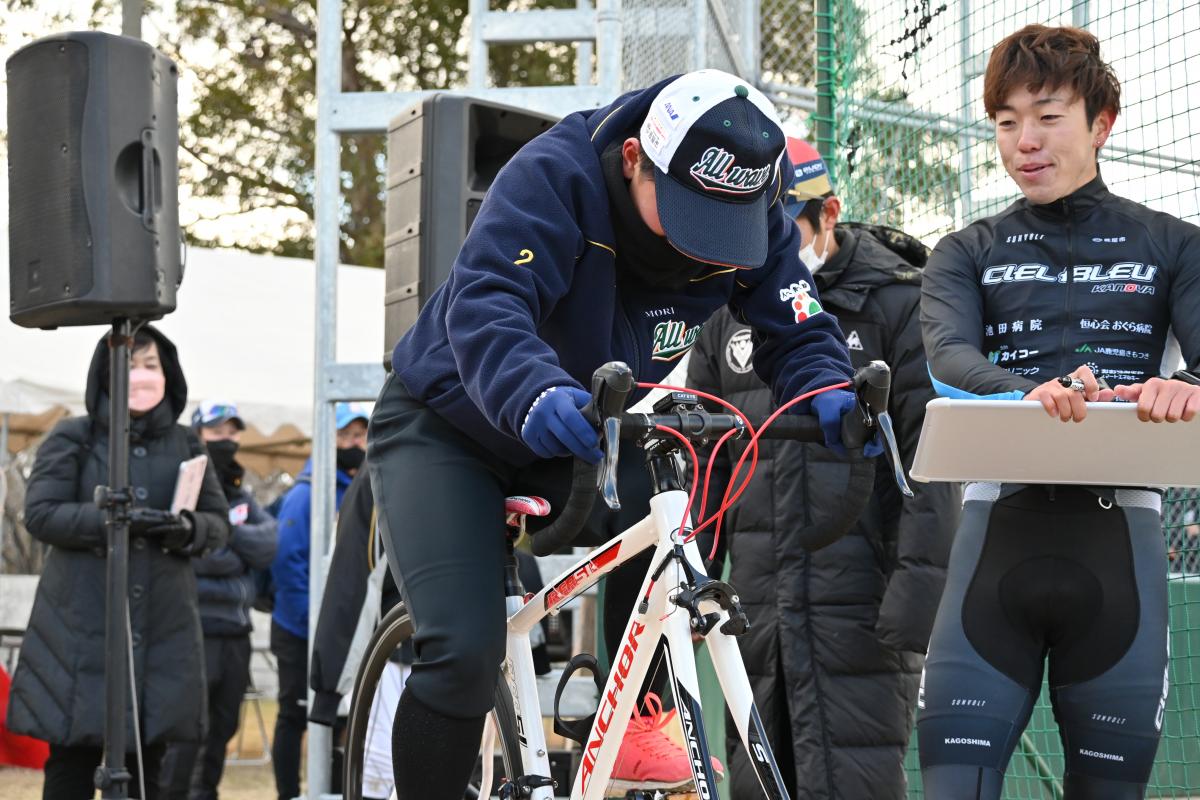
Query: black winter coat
xmin=7 ymin=325 xmax=230 ymax=747
xmin=688 ymin=226 xmax=960 ymax=800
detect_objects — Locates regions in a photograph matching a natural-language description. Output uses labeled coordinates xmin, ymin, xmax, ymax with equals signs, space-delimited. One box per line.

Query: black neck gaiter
xmin=206 ymin=438 xmax=245 ymax=497
xmin=601 ymin=141 xmax=713 ymax=290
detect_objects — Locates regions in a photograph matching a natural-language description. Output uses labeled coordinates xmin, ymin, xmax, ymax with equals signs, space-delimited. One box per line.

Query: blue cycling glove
xmin=521 ymin=387 xmax=603 ymax=463
xmin=811 ymin=389 xmax=884 ymax=458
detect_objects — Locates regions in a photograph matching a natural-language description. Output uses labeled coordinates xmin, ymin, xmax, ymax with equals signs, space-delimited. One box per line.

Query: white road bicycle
xmin=343 ymin=361 xmax=909 ymax=800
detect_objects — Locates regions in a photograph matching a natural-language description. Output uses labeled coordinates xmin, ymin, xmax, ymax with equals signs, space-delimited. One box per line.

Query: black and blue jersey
xmin=922 ymin=174 xmax=1200 ymax=397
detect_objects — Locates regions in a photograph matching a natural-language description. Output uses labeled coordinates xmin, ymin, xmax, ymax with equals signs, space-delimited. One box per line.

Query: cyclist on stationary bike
xmin=918 ymin=25 xmax=1200 ymax=799
xmin=368 ymin=69 xmax=869 ymax=799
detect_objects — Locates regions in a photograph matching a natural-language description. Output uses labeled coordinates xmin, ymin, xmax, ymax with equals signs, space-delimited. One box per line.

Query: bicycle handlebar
xmin=528 ymin=361 xmax=894 ymax=556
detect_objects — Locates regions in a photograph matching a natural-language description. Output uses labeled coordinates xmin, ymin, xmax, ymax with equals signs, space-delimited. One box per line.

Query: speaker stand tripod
xmin=92 ymin=317 xmax=136 ymax=799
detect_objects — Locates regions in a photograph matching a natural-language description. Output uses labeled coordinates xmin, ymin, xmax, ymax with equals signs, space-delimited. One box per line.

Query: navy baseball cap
xmin=639 ymin=70 xmax=787 ymax=269
xmin=192 ymin=400 xmax=245 ymax=431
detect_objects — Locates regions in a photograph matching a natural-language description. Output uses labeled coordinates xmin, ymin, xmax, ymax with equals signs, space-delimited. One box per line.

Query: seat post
xmin=503 ymin=529 xmax=525 ymax=598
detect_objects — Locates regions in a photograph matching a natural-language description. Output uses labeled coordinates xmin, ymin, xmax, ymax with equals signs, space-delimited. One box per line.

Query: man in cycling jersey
xmin=918 ymin=25 xmax=1200 ymax=799
xmin=370 ymin=69 xmax=861 ymax=799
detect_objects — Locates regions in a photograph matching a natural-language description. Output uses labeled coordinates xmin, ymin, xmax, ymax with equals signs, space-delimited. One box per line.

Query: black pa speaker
xmin=7 ymin=32 xmax=180 ymax=329
xmin=383 ymin=95 xmax=557 ymax=366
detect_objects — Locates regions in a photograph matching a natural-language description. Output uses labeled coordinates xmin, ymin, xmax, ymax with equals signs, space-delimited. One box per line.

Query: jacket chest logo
xmin=725 ymin=329 xmax=754 ymax=374
xmin=652 ymin=320 xmax=702 ymax=361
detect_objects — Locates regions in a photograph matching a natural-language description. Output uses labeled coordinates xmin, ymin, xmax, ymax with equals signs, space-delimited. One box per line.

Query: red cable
xmin=653 ymin=424 xmax=700 ymax=543
xmin=635 ymin=382 xmax=760 ymax=541
xmin=698 ymin=428 xmax=739 ymax=527
xmin=630 ymin=379 xmax=852 ymax=564
xmin=701 ymin=428 xmax=739 ymax=562
xmin=698 ymin=381 xmax=851 ymax=536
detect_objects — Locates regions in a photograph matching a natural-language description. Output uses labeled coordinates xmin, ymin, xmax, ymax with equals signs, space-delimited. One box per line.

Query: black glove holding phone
xmin=128 ymin=507 xmax=195 ymax=553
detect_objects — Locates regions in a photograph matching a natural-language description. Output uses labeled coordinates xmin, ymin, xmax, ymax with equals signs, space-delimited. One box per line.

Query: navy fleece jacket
xmin=391 ymin=76 xmax=853 ymax=464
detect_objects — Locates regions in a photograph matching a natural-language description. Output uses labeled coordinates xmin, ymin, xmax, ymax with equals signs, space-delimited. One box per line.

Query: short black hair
xmin=101 ymin=329 xmax=159 ymax=389
xmin=637 ymin=141 xmax=655 ymax=176
xmin=795 ymin=194 xmax=833 ymax=231
xmin=132 ymin=329 xmax=155 ymax=355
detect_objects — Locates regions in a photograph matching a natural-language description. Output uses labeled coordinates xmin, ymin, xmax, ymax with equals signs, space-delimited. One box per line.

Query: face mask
xmin=798 ymin=227 xmax=832 ymax=274
xmin=206 ymin=439 xmax=240 ymax=471
xmin=205 ymin=439 xmax=244 ymax=488
xmin=337 ymin=446 xmax=366 ymax=474
xmin=129 ymin=367 xmax=166 ymax=413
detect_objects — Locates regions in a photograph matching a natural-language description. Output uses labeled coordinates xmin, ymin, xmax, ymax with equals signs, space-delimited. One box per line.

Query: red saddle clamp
xmin=505 ymin=495 xmax=552 ymax=532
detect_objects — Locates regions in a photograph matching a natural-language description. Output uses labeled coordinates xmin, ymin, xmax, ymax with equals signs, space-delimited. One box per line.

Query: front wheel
xmin=343 ymin=602 xmax=523 ymax=800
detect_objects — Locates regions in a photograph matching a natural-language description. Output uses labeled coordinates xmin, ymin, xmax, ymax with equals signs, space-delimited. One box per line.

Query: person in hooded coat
xmin=687 ymin=140 xmax=959 ymax=800
xmin=6 ymin=325 xmax=230 ymax=800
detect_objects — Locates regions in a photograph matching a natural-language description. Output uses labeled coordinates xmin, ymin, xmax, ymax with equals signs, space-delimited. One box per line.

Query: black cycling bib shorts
xmin=917 ymin=483 xmax=1168 ymax=799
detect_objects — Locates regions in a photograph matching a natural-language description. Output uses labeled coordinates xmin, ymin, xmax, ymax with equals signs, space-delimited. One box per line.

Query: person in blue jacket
xmin=371 ymin=70 xmax=862 ymax=799
xmin=269 ymin=401 xmax=367 ymax=800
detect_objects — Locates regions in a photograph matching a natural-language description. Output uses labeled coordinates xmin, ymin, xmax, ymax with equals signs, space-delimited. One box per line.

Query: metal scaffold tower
xmin=306 ymin=2 xmax=623 ymax=796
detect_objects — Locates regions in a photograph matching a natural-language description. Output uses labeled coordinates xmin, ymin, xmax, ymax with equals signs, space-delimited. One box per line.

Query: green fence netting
xmin=780 ymin=1 xmax=1200 ymax=796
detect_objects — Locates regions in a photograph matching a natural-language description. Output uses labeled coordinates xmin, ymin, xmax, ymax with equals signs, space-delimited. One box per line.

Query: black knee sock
xmin=392 ymin=690 xmax=486 ymax=800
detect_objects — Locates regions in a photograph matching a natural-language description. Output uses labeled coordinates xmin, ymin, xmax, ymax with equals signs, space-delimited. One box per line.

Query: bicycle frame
xmin=502 ymin=486 xmax=790 ymax=800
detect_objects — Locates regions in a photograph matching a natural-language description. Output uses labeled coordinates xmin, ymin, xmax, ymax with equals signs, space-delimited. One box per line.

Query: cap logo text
xmin=689 ymin=146 xmax=770 ymax=195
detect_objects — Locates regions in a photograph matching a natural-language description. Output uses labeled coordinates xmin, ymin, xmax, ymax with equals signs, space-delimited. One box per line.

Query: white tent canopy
xmin=0 ymin=245 xmax=386 ymax=438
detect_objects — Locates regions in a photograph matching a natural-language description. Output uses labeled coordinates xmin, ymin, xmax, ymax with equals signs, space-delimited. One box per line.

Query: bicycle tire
xmin=343 ymin=602 xmax=524 ymax=800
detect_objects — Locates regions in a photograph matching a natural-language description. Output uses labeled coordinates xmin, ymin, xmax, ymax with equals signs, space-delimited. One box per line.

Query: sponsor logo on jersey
xmin=989 ymin=348 xmax=1039 ymax=364
xmin=1092 ymin=236 xmax=1127 ymax=243
xmin=1005 ymin=233 xmax=1045 ymax=243
xmin=1080 ymin=319 xmax=1153 ymax=335
xmin=1091 ymin=713 xmax=1127 ymax=725
xmin=725 ymin=328 xmax=754 ymax=374
xmin=779 ymin=280 xmax=825 ymax=323
xmin=846 ymin=330 xmax=864 ymax=351
xmin=651 ymin=320 xmax=702 ymax=361
xmin=981 ymin=262 xmax=1157 ymax=285
xmin=1091 ymin=282 xmax=1156 ymax=295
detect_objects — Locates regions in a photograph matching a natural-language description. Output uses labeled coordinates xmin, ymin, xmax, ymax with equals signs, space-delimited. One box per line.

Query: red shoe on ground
xmin=609 ymin=692 xmax=724 ymax=795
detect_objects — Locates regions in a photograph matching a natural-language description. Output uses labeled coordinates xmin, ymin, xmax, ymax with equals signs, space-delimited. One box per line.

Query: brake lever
xmin=583 ymin=362 xmax=635 ymax=511
xmin=852 ymin=361 xmax=913 ymax=498
xmin=874 ymin=410 xmax=913 ymax=498
xmin=599 ymin=416 xmax=622 ymax=510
